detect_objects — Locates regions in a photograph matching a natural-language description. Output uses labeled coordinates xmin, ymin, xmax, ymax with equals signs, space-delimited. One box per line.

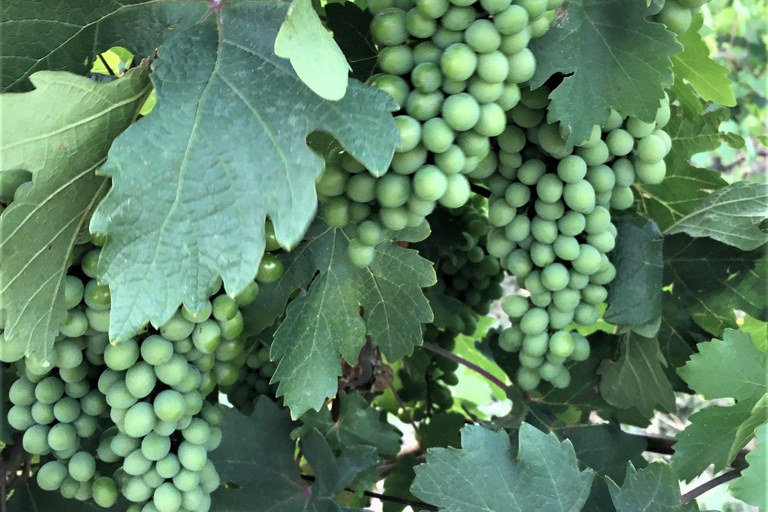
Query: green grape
xmin=421 ymin=117 xmax=455 ymax=153
xmin=392 ymin=145 xmax=428 ymax=174
xmin=531 ymin=217 xmax=558 ymax=244
xmin=570 ymin=332 xmax=591 ymax=361
xmin=37 ymin=460 xmax=69 ymax=491
xmin=585 ymin=165 xmax=615 ymax=194
xmin=519 ymin=307 xmax=548 ymax=335
xmin=602 ymin=108 xmax=624 ymax=131
xmin=517 ymin=159 xmax=546 ymax=185
xmin=124 ymin=401 xmax=157 ymax=438
xmin=504 ymin=215 xmax=531 ymax=243
xmin=156 ymin=454 xmax=181 ymax=479
xmin=464 ymin=19 xmax=502 ymax=53
xmin=577 ymin=140 xmax=610 ymax=166
xmin=498 ymin=325 xmax=524 ymax=351
xmin=581 ymin=284 xmax=608 ymax=305
xmin=257 ymin=253 xmax=284 ymax=283
xmin=182 ymin=488 xmax=205 ymax=511
xmin=181 ymin=300 xmax=213 ymax=324
xmin=56 ymin=340 xmax=84 ymax=370
xmin=376 ymin=173 xmax=410 ymax=208
xmin=537 ymin=123 xmax=568 ymax=158
xmin=574 ymin=302 xmax=599 ymax=325
xmin=379 ymin=45 xmax=415 ymax=75
xmin=0 ymin=169 xmax=32 ymax=202
xmin=500 ymin=28 xmax=531 ymax=56
xmin=440 ymin=92 xmax=479 ymax=132
xmin=124 ymin=449 xmax=153 ymax=476
xmin=60 ymin=362 xmax=88 ymax=384
xmin=547 ymin=305 xmax=574 ymax=329
xmin=104 ymin=339 xmax=140 ymax=371
xmin=7 ymin=405 xmax=35 ymax=430
xmin=456 ymin=130 xmax=490 ymax=157
xmin=139 ymin=335 xmax=173 ymax=366
xmin=480 ymin=0 xmax=511 ymax=13
xmin=432 ymin=27 xmax=464 ymax=49
xmin=555 ymin=155 xmax=586 ymax=184
xmin=110 ymin=432 xmax=139 ymax=457
xmin=440 ymin=43 xmax=478 ymax=82
xmin=551 ymin=235 xmax=578 ymax=261
xmin=263 ymin=221 xmax=281 ymax=252
xmin=506 ymin=48 xmax=536 ymax=83
xmin=548 ymin=330 xmax=574 ymax=358
xmin=59 ymin=477 xmax=81 ymax=499
xmin=474 ymin=103 xmax=506 ymax=137
xmin=474 ymin=53 xmax=508 ymax=85
xmin=516 ymin=367 xmax=541 ymax=391
xmin=605 ymin=128 xmax=634 ymax=156
xmin=530 ymin=241 xmax=555 ymax=268
xmin=535 ymin=174 xmax=563 ymax=203
xmin=153 ymin=389 xmax=187 ymax=422
xmin=504 ymin=182 xmax=530 ymax=208
xmin=369 ymin=74 xmax=410 ymax=107
xmin=610 ymin=186 xmax=635 ymax=209
xmin=497 ymin=83 xmax=521 ymax=110
xmin=541 ymin=263 xmax=569 ymax=291
xmin=63 ymin=275 xmax=85 ymax=309
xmin=410 ymin=63 xmax=441 ymax=95
xmin=407 ymin=196 xmax=437 ymax=217
xmin=371 ymin=8 xmax=408 ymax=46
xmin=626 ymin=117 xmax=656 ymax=138
xmin=123 ymin=361 xmax=156 ymax=399
xmin=562 ymin=180 xmax=596 ymax=214
xmin=538 ymin=361 xmax=564 ymax=381
xmin=488 ymin=199 xmax=516 ymax=227
xmin=434 ymin=144 xmax=466 ymax=175
xmin=653 ymin=128 xmax=672 ymax=154
xmin=405 ymin=8 xmax=437 ymax=37
xmin=83 ymin=280 xmax=111 ymax=311
xmin=60 ymin=309 xmax=88 ymax=337
xmin=587 ymin=231 xmax=615 ymax=253
xmin=501 ymin=295 xmax=529 ymax=319
xmin=410 ymin=165 xmax=446 ymax=201
xmin=316 ymin=165 xmax=347 ymax=197
xmin=635 ymin=134 xmax=666 ymax=164
xmin=584 ymin=206 xmax=610 ymax=235
xmin=124 ymin=476 xmax=154 ymax=503
xmin=441 ymin=5 xmax=477 ymax=30
xmin=192 ymin=319 xmax=221 ymax=354
xmin=655 ymin=101 xmax=671 ymax=128
xmin=53 ymin=396 xmax=81 ymax=423
xmin=9 ymin=376 xmax=36 ymax=406
xmin=405 ymin=90 xmax=445 ymax=120
xmin=209 ymin=296 xmax=236 ymax=324
xmin=140 ymin=432 xmax=171 ymax=462
xmin=181 ymin=418 xmax=211 ymax=445
xmin=35 ymin=376 xmax=64 ymax=404
xmin=634 ymin=159 xmax=666 ymax=184
xmin=509 ymin=103 xmax=544 ymax=129
xmin=493 ymin=4 xmax=528 ymax=35
xmin=416 ymin=0 xmax=449 ymax=18
xmin=379 ymin=206 xmax=409 ymax=230
xmin=658 ymin=0 xmax=692 ymax=34
xmin=173 ymin=469 xmax=201 ymax=492
xmin=438 ymin=174 xmax=470 ymax=208
xmin=178 ymin=441 xmax=207 ymax=471
xmin=572 ymin=244 xmax=602 ymax=275
xmin=347 ymin=240 xmax=375 ymax=268
xmin=522 ymin=330 xmax=549 ymax=357
xmin=106 ymin=380 xmax=138 ymax=409
xmin=369 ymin=0 xmax=396 ymax=13
xmin=67 ymin=451 xmax=95 ymax=482
xmin=590 ymin=261 xmax=616 ymax=285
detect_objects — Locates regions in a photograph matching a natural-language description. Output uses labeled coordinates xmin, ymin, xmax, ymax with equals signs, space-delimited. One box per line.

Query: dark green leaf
xmin=607 ymin=462 xmax=699 ymax=512
xmin=269 ymin=224 xmax=434 ymax=417
xmin=0 ymin=0 xmax=205 ymax=92
xmin=656 ymin=293 xmax=704 ymax=392
xmin=382 ymin=454 xmax=424 ymax=512
xmin=90 ymin=8 xmax=399 ymax=343
xmin=411 ymin=423 xmax=593 ymax=511
xmin=420 ymin=412 xmax=466 ymax=449
xmin=598 ymin=333 xmax=676 ymax=417
xmin=605 ymin=213 xmax=663 ymax=333
xmin=529 ymin=0 xmax=680 ymax=145
xmin=325 ymin=3 xmax=378 ymax=82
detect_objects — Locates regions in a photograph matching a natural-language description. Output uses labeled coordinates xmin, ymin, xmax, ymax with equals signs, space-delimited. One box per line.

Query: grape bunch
xmin=315 ymin=0 xmax=563 ymax=269
xmin=220 ymin=326 xmax=279 ymax=415
xmin=483 ymin=85 xmax=672 ymax=391
xmin=654 ymin=0 xmax=711 ymax=35
xmin=3 ymin=223 xmax=285 ymax=511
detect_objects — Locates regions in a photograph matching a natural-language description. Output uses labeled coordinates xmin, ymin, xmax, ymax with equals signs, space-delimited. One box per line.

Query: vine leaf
xmin=730 ymin=423 xmax=768 ymax=508
xmin=672 ymin=329 xmax=768 ymax=481
xmin=663 ymin=234 xmax=767 ymax=335
xmin=604 ymin=213 xmax=663 ymax=334
xmin=411 ymin=423 xmax=593 ymax=511
xmin=325 ymin=2 xmax=378 ymax=82
xmin=275 ymin=0 xmax=350 ymax=100
xmin=211 ymin=399 xmax=376 ymax=511
xmin=0 ymin=68 xmax=150 ymax=360
xmin=296 ymin=391 xmax=402 ymax=457
xmin=269 ymin=223 xmax=434 ymax=418
xmin=665 ymin=181 xmax=768 ymax=251
xmin=598 ymin=333 xmax=676 ymax=417
xmin=671 ymin=15 xmax=736 ymax=107
xmin=636 ymin=105 xmax=731 ymax=231
xmin=0 ymin=0 xmax=206 ymax=92
xmin=529 ymin=0 xmax=681 ymax=146
xmin=607 ymin=462 xmax=699 ymax=512
xmin=90 ymin=7 xmax=399 ymax=343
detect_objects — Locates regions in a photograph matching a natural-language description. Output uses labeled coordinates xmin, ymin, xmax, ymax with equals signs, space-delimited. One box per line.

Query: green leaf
xmin=670 ymin=398 xmax=757 ymax=482
xmin=678 ymin=329 xmax=767 ymax=402
xmin=666 ymin=181 xmax=768 ymax=251
xmin=668 ymin=80 xmax=704 ymax=116
xmin=671 ymin=15 xmax=736 ymax=107
xmin=740 ymin=315 xmax=767 ymax=352
xmin=636 ymin=105 xmax=729 ymax=232
xmin=210 ymin=399 xmax=375 ymax=511
xmin=598 ymin=333 xmax=676 ymax=417
xmin=562 ymin=423 xmax=648 ymax=512
xmin=604 ymin=213 xmax=663 ymax=333
xmin=607 ymin=462 xmax=699 ymax=512
xmin=656 ymin=293 xmax=704 ymax=391
xmin=270 ymin=223 xmax=435 ymax=417
xmin=0 ymin=0 xmax=205 ymax=92
xmin=664 ymin=234 xmax=767 ymax=335
xmin=529 ymin=0 xmax=681 ymax=146
xmin=420 ymin=412 xmax=466 ymax=449
xmin=0 ymin=68 xmax=150 ymax=359
xmin=730 ymin=423 xmax=768 ymax=508
xmin=325 ymin=3 xmax=378 ymax=82
xmin=90 ymin=8 xmax=399 ymax=343
xmin=296 ymin=391 xmax=401 ymax=456
xmin=8 ymin=479 xmax=131 ymax=511
xmin=382 ymin=454 xmax=423 ymax=512
xmin=275 ymin=0 xmax=350 ymax=100
xmin=411 ymin=423 xmax=593 ymax=511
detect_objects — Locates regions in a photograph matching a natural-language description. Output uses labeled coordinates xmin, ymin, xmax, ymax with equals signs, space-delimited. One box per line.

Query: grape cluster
xmin=654 ymin=0 xmax=710 ymax=35
xmin=0 ymin=169 xmax=32 ymax=212
xmin=315 ymin=0 xmax=563 ymax=269
xmin=220 ymin=328 xmax=279 ymax=415
xmin=4 ymin=224 xmax=285 ymax=511
xmin=484 ymin=85 xmax=672 ymax=391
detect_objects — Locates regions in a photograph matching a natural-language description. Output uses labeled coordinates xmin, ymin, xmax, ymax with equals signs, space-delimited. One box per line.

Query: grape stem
xmin=300 ymin=474 xmax=438 ymax=510
xmin=422 ymin=342 xmax=509 ymax=392
xmin=470 ymin=183 xmax=491 ymax=198
xmin=679 ymin=468 xmax=742 ymax=505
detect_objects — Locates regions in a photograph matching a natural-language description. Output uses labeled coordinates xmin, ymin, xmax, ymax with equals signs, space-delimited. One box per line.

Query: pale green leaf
xmin=0 ymin=68 xmax=150 ymax=360
xmin=275 ymin=0 xmax=350 ymax=100
xmin=607 ymin=462 xmax=699 ymax=512
xmin=730 ymin=423 xmax=768 ymax=508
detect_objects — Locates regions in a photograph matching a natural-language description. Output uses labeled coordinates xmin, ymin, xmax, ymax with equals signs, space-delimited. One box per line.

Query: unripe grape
xmin=506 ymin=48 xmax=536 ymax=83
xmin=441 ymin=5 xmax=477 ymax=31
xmin=519 ymin=307 xmax=548 ymax=335
xmin=494 ymin=5 xmax=529 ymax=35
xmin=416 ymin=0 xmax=449 ymax=18
xmin=563 ymin=180 xmax=596 ymax=214
xmin=405 ymin=7 xmax=437 ymax=37
xmin=370 ymin=73 xmax=410 ymax=107
xmin=516 ymin=367 xmax=541 ymax=390
xmin=606 ymin=129 xmax=634 ymax=156
xmin=440 ymin=43 xmax=478 ymax=82
xmin=422 ymin=117 xmax=455 ymax=152
xmin=634 ymin=160 xmax=666 ymax=184
xmin=635 ymin=134 xmax=666 ymax=164
xmin=465 ymin=19 xmax=502 ymax=53
xmin=371 ymin=8 xmax=408 ymax=46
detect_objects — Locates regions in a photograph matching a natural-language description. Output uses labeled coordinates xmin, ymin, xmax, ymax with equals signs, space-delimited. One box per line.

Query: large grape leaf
xmin=672 ymin=329 xmax=768 ymax=481
xmin=656 ymin=293 xmax=705 ymax=392
xmin=90 ymin=7 xmax=399 ymax=343
xmin=0 ymin=68 xmax=150 ymax=360
xmin=730 ymin=423 xmax=768 ymax=508
xmin=275 ymin=0 xmax=350 ymax=100
xmin=604 ymin=213 xmax=663 ymax=333
xmin=607 ymin=462 xmax=699 ymax=512
xmin=671 ymin=15 xmax=735 ymax=107
xmin=598 ymin=333 xmax=676 ymax=417
xmin=267 ymin=223 xmax=434 ymax=417
xmin=0 ymin=0 xmax=205 ymax=92
xmin=664 ymin=234 xmax=767 ymax=335
xmin=529 ymin=0 xmax=681 ymax=146
xmin=411 ymin=423 xmax=593 ymax=511
xmin=296 ymin=391 xmax=401 ymax=456
xmin=562 ymin=423 xmax=647 ymax=512
xmin=636 ymin=106 xmax=730 ymax=232
xmin=666 ymin=181 xmax=768 ymax=251
xmin=211 ymin=399 xmax=376 ymax=512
